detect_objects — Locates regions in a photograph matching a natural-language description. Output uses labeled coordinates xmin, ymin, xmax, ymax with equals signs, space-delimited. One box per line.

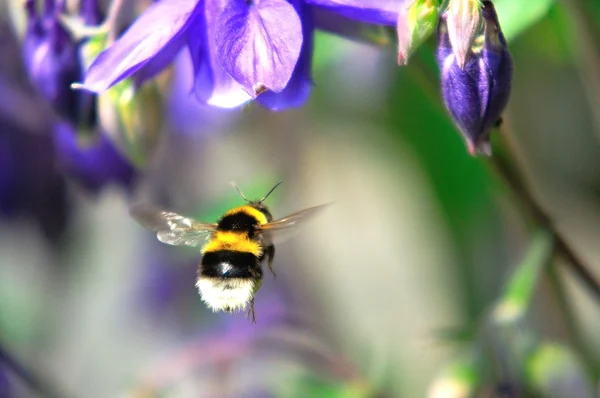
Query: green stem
xmin=486 ymin=140 xmax=600 ymax=302
xmin=410 ymin=34 xmax=600 ymax=303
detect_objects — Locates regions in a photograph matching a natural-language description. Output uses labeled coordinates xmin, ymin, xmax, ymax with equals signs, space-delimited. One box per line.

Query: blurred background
xmin=1 ymin=0 xmax=600 ymax=397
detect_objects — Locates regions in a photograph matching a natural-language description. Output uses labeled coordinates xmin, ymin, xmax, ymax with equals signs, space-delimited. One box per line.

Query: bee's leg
xmin=266 ymin=245 xmax=276 ymax=278
xmin=247 ymin=299 xmax=256 ymax=323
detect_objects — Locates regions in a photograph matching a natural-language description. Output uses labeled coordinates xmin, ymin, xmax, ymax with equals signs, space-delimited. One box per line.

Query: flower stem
xmin=0 ymin=343 xmax=70 ymax=398
xmin=486 ymin=135 xmax=600 ymax=301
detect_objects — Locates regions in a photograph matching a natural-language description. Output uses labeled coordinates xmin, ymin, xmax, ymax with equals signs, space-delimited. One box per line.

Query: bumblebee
xmin=130 ymin=182 xmax=327 ymax=321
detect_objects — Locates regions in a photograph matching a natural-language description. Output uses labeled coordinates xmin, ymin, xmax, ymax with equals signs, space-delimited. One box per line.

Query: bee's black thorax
xmin=217 ymin=212 xmax=259 ymax=236
xmin=216 ymin=204 xmax=273 ymax=236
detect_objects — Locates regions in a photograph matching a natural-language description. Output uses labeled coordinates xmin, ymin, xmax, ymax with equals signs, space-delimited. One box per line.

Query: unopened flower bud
xmin=97 ymin=79 xmax=163 ymax=168
xmin=78 ymin=33 xmax=163 ymax=167
xmin=437 ymin=1 xmax=513 ymax=155
xmin=397 ymin=0 xmax=440 ymax=65
xmin=446 ymin=0 xmax=482 ymax=68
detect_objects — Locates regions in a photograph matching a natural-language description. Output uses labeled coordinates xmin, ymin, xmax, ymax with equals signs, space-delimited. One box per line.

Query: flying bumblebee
xmin=130 ymin=182 xmax=328 ymax=321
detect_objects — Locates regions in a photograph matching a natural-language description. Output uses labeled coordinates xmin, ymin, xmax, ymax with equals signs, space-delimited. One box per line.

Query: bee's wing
xmin=258 ymin=203 xmax=331 ymax=244
xmin=130 ymin=203 xmax=217 ymax=247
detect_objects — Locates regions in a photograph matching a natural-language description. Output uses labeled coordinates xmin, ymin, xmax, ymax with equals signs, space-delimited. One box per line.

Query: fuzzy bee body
xmin=130 ymin=183 xmax=328 ymax=321
xmin=197 ymin=205 xmax=275 ymax=313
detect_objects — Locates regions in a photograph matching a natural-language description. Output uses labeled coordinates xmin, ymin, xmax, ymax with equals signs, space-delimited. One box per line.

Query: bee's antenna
xmin=229 ymin=180 xmax=250 ymax=203
xmin=260 ymin=181 xmax=282 ymax=203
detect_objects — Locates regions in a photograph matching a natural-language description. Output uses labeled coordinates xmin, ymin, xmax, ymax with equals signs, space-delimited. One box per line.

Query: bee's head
xmin=229 ymin=181 xmax=280 ymax=222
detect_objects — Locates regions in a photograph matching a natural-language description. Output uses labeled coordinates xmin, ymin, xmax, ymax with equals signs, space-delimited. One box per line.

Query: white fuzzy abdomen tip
xmin=196 ymin=277 xmax=256 ymax=312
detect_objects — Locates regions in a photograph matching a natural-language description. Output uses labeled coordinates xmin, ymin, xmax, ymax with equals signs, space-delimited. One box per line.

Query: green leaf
xmin=384 ymin=47 xmax=500 ymax=322
xmin=492 ymin=230 xmax=554 ymax=324
xmin=494 ymin=0 xmax=556 ymax=42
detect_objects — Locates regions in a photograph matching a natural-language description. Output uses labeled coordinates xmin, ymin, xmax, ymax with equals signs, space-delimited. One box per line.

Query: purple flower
xmin=437 ymin=1 xmax=512 ymax=155
xmin=80 ymin=0 xmax=402 ymax=110
xmin=22 ymin=0 xmax=100 ymax=124
xmin=305 ymin=0 xmax=399 ymax=25
xmin=20 ymin=0 xmax=138 ymax=192
xmin=53 ymin=122 xmax=137 ymax=194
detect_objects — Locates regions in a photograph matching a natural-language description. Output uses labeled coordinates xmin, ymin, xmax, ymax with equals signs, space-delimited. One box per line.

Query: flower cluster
xmin=17 ymin=0 xmax=512 ymax=193
xmin=80 ymin=0 xmax=402 ymax=110
xmin=77 ymin=0 xmax=511 ymax=154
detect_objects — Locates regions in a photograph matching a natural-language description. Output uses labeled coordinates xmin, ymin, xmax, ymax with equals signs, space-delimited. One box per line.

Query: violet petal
xmin=305 ymin=0 xmax=401 ymax=25
xmin=215 ymin=0 xmax=303 ymax=96
xmin=189 ymin=0 xmax=251 ymax=108
xmin=258 ymin=2 xmax=314 ymax=110
xmin=480 ymin=1 xmax=512 ymax=134
xmin=81 ymin=0 xmax=199 ymax=93
xmin=312 ymin=6 xmax=392 ymax=45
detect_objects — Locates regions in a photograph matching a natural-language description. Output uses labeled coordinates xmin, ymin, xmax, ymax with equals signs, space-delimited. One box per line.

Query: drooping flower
xmin=21 ymin=0 xmax=138 ymax=192
xmin=79 ymin=0 xmax=404 ymax=110
xmin=22 ymin=0 xmax=85 ymax=123
xmin=437 ymin=0 xmax=512 ymax=155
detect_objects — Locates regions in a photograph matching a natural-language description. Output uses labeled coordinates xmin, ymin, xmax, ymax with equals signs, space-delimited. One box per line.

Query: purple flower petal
xmin=53 ymin=122 xmax=136 ymax=192
xmin=258 ymin=2 xmax=314 ymax=110
xmin=311 ymin=6 xmax=391 ymax=45
xmin=22 ymin=4 xmax=83 ymax=123
xmin=188 ymin=0 xmax=251 ymax=108
xmin=168 ymin=51 xmax=241 ymax=134
xmin=81 ymin=0 xmax=199 ymax=93
xmin=132 ymin=34 xmax=187 ymax=87
xmin=214 ymin=0 xmax=303 ymax=96
xmin=305 ymin=0 xmax=401 ymax=26
xmin=480 ymin=1 xmax=512 ymax=135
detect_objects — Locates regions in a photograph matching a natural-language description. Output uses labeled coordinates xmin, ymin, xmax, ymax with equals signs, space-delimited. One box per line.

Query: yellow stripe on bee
xmin=201 ymin=231 xmax=263 ymax=257
xmin=224 ymin=205 xmax=269 ymax=225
